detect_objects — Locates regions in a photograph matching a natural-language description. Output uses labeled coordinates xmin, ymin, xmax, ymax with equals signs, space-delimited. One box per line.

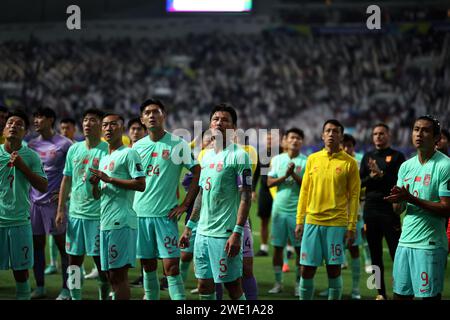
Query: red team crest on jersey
xmin=385 ymin=155 xmax=392 ymax=163
xmin=335 ymin=167 xmax=342 ymax=175
xmin=92 ymin=158 xmax=99 ymax=168
xmin=423 ymin=174 xmax=431 ymax=186
xmin=217 ymin=162 xmax=223 ymax=172
xmin=296 ymin=166 xmax=302 ymax=173
xmin=162 ymin=149 xmax=170 ymax=160
xmin=109 ymin=161 xmax=115 ymax=171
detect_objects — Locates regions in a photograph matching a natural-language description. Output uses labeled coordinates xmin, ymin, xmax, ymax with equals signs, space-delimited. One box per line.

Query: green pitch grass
xmin=0 ymin=181 xmax=449 ymax=300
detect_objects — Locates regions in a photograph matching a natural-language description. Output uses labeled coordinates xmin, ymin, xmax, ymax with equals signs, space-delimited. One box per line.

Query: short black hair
xmin=102 ymin=113 xmax=125 ymax=124
xmin=33 ymin=107 xmax=56 ymax=120
xmin=415 ymin=115 xmax=441 ymax=137
xmin=209 ymin=103 xmax=238 ymax=126
xmin=343 ymin=134 xmax=356 ymax=146
xmin=286 ymin=127 xmax=304 ymax=139
xmin=373 ymin=123 xmax=390 ymax=132
xmin=323 ymin=119 xmax=344 ymax=134
xmin=82 ymin=109 xmax=105 ymax=121
xmin=140 ymin=99 xmax=166 ymax=114
xmin=60 ymin=118 xmax=76 ymax=126
xmin=7 ymin=109 xmax=30 ymax=130
xmin=128 ymin=117 xmax=146 ymax=130
xmin=441 ymin=128 xmax=450 ymax=140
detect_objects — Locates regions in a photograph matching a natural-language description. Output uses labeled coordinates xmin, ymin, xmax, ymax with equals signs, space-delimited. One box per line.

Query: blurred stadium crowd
xmin=0 ymin=29 xmax=449 ymax=148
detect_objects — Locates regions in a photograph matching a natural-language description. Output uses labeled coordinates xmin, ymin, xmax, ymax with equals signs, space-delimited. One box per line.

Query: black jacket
xmin=360 ymin=147 xmax=406 ymax=218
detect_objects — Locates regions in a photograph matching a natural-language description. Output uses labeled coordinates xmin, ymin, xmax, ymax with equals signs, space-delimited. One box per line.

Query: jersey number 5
xmin=205 ymin=177 xmax=212 ymax=191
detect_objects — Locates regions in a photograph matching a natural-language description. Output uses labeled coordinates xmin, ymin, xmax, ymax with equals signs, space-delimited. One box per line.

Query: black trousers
xmin=364 ymin=214 xmax=402 ymax=298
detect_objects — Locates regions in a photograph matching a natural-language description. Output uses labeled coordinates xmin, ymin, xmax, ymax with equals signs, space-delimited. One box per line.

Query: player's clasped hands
xmin=384 ymin=185 xmax=412 ymax=203
xmin=368 ymin=157 xmax=383 ymax=178
xmin=285 ymin=162 xmax=295 ymax=177
xmin=89 ymin=168 xmax=111 ymax=183
xmin=9 ymin=151 xmax=25 ymax=169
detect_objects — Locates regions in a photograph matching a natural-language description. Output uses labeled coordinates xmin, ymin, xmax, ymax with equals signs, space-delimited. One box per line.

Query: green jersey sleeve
xmin=127 ymin=149 xmax=145 ymax=179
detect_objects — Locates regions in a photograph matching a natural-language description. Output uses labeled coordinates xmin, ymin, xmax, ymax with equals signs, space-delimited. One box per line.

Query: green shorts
xmin=180 ymin=225 xmax=197 ymax=254
xmin=300 ymin=224 xmax=347 ymax=267
xmin=66 ymin=217 xmax=100 ymax=257
xmin=0 ymin=225 xmax=33 ymax=271
xmin=137 ymin=216 xmax=180 ymax=259
xmin=270 ymin=213 xmax=301 ymax=248
xmin=100 ymin=227 xmax=137 ymax=271
xmin=393 ymin=246 xmax=447 ymax=298
xmin=194 ymin=233 xmax=242 ymax=283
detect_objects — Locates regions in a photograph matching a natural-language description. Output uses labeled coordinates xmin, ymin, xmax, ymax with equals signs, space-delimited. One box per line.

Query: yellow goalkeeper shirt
xmin=296 ymin=148 xmax=360 ymax=231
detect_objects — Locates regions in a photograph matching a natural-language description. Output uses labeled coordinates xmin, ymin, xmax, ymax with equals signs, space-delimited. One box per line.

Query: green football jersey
xmin=0 ymin=144 xmax=47 ymax=227
xmin=132 ymin=132 xmax=197 ymax=218
xmin=197 ymin=143 xmax=252 ymax=238
xmin=268 ymin=152 xmax=307 ymax=215
xmin=396 ymin=151 xmax=450 ymax=251
xmin=63 ymin=141 xmax=109 ymax=220
xmin=99 ymin=146 xmax=145 ymax=231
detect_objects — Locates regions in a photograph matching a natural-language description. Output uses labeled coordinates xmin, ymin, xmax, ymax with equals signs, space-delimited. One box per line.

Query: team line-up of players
xmin=0 ymin=101 xmax=448 ymax=301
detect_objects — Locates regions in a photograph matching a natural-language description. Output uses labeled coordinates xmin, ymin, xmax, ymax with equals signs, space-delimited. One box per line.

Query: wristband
xmin=186 ymin=220 xmax=197 ymax=229
xmin=233 ymin=225 xmax=244 ymax=236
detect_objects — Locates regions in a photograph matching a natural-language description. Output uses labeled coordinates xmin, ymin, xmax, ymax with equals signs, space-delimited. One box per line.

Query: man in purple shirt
xmin=28 ymin=108 xmax=73 ymax=300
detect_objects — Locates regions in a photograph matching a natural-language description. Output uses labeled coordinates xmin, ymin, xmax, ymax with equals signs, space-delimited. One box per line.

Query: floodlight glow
xmin=167 ymin=0 xmax=252 ymax=12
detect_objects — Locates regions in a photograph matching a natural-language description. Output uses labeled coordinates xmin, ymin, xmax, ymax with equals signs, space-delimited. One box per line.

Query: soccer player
xmin=55 ymin=109 xmax=110 ymax=300
xmin=267 ymin=128 xmax=307 ymax=296
xmin=28 ymin=107 xmax=73 ymax=300
xmin=295 ymin=119 xmax=360 ymax=300
xmin=385 ymin=115 xmax=450 ymax=300
xmin=359 ymin=123 xmax=405 ymax=300
xmin=89 ymin=113 xmax=145 ymax=300
xmin=0 ymin=105 xmax=9 ymax=144
xmin=132 ymin=99 xmax=200 ymax=300
xmin=179 ymin=103 xmax=252 ymax=301
xmin=128 ymin=117 xmax=147 ymax=147
xmin=59 ymin=118 xmax=77 ymax=142
xmin=45 ymin=118 xmax=78 ymax=275
xmin=0 ymin=110 xmax=48 ymax=300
